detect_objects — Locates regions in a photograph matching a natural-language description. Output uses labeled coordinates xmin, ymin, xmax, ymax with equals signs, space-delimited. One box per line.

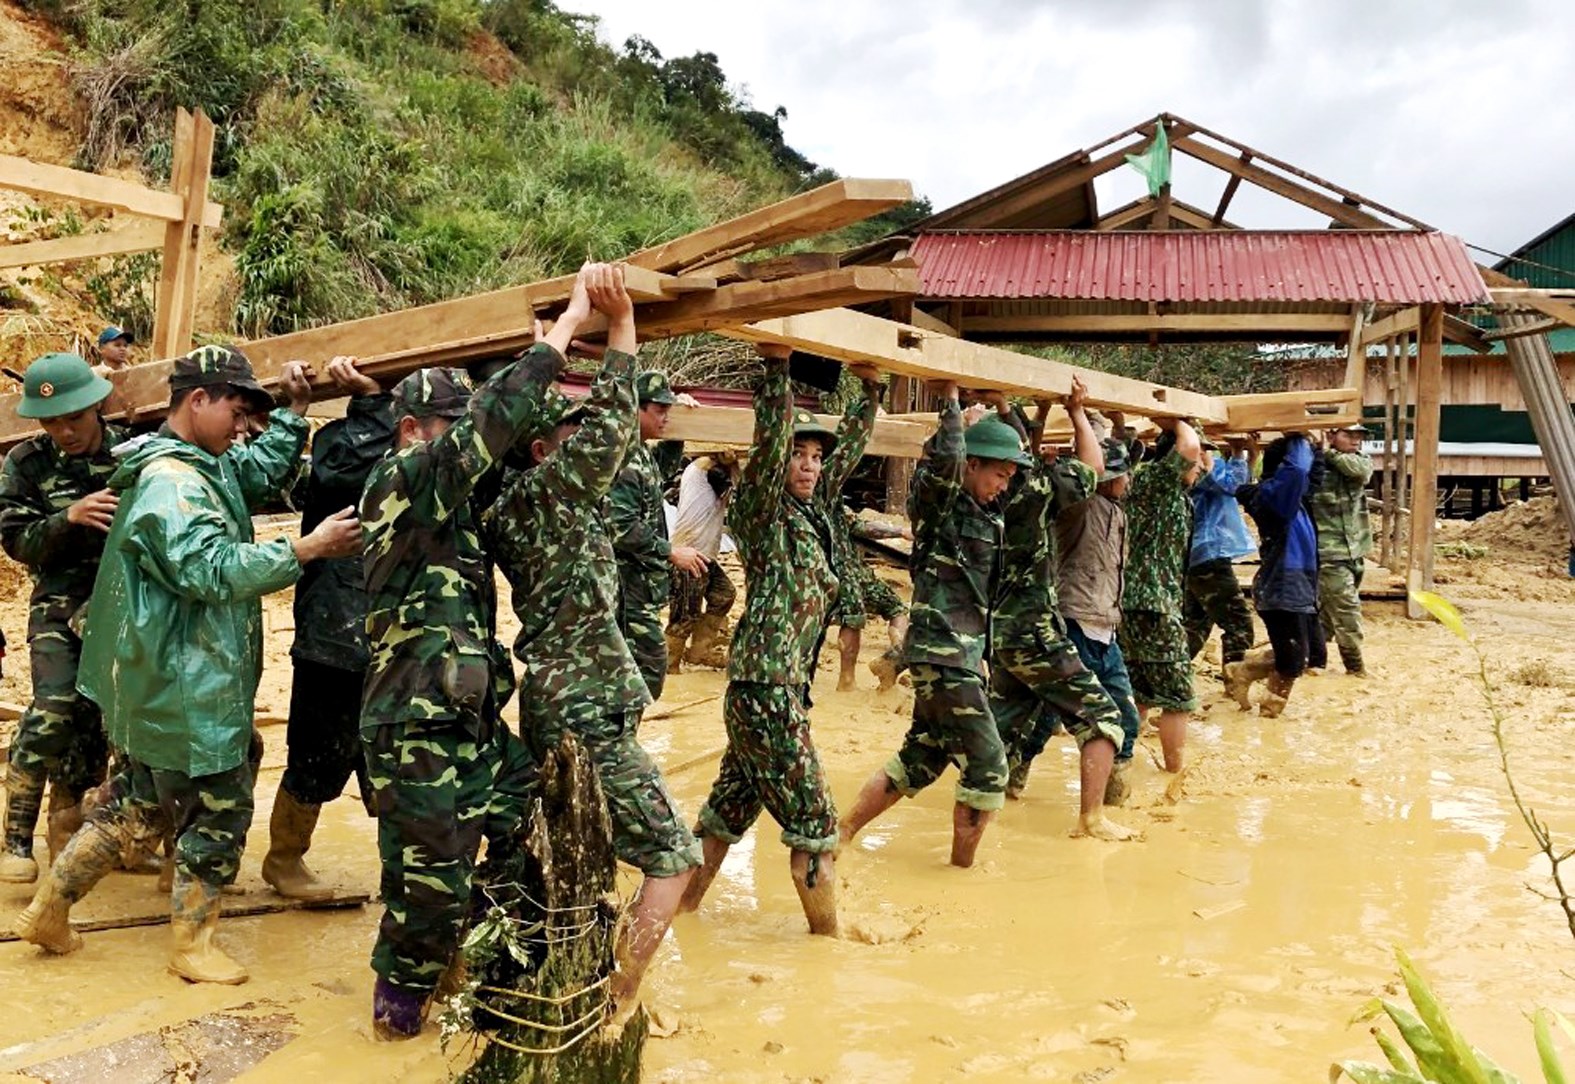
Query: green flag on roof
xmin=1124 ymin=121 xmax=1171 ymax=198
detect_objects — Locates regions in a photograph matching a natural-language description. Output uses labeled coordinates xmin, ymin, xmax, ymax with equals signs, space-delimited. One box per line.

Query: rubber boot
xmin=262 ymin=788 xmax=334 ymax=901
xmin=373 ymin=975 xmax=428 ymax=1040
xmin=16 ymin=818 xmax=127 ymax=954
xmin=46 ymin=786 xmax=85 ymax=864
xmin=685 ymin=613 xmax=730 ymax=670
xmin=1223 ymin=648 xmax=1275 ymax=711
xmin=0 ymin=766 xmax=45 ymax=883
xmin=664 ymin=629 xmax=688 ymax=676
xmin=168 ymin=873 xmax=248 ymax=984
xmin=1104 ymin=761 xmax=1131 ymax=807
xmin=869 ymin=646 xmax=902 ymax=692
xmin=1004 ymin=759 xmax=1031 ymax=801
xmin=1259 ymin=673 xmax=1295 ymax=719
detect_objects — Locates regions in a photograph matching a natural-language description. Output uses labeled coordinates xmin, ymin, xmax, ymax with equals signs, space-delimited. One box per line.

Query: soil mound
xmin=1439 ymin=496 xmax=1569 ymax=563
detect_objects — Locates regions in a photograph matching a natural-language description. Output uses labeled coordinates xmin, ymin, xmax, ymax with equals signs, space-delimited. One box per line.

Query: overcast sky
xmin=575 ymin=0 xmax=1574 ymax=257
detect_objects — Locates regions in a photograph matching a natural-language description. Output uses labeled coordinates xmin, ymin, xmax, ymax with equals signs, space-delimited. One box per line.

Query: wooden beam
xmin=1095 ymin=199 xmax=1156 ymax=231
xmin=1150 ymin=184 xmax=1172 ymax=230
xmin=152 ymin=108 xmax=216 ymax=359
xmin=725 ymin=308 xmax=1228 ymax=422
xmin=702 ymin=251 xmax=840 ymax=284
xmin=1361 ymin=307 xmax=1420 ymax=345
xmin=1442 ymin=314 xmax=1492 ymax=354
xmin=1221 ymin=387 xmax=1362 ymax=432
xmin=0 ymin=267 xmax=918 ymax=444
xmin=906 ymin=306 xmax=960 ymax=337
xmin=627 ymin=178 xmax=913 ymax=274
xmin=1520 ymin=295 xmax=1575 ymax=330
xmin=1480 ymin=317 xmax=1562 ymax=342
xmin=958 ymin=313 xmax=1353 ymax=335
xmin=0 ymin=219 xmax=165 ymax=269
xmin=0 ymin=152 xmax=223 ymax=228
xmin=1171 ymin=135 xmax=1391 ymax=230
xmin=1343 ymin=306 xmax=1369 ymax=391
xmin=1406 ymin=304 xmax=1444 ymax=618
xmin=1211 ymin=164 xmax=1246 ymax=226
xmin=663 ymin=404 xmax=931 ymax=459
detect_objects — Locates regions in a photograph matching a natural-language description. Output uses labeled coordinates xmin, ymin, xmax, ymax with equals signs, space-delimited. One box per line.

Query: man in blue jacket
xmin=1228 ymin=434 xmax=1319 ymax=718
xmin=1182 ymin=441 xmax=1257 ymax=677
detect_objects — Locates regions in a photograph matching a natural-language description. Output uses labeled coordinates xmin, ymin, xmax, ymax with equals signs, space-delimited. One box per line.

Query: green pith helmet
xmin=790 ymin=408 xmax=837 ymax=453
xmin=17 ymin=353 xmax=113 ymax=420
xmin=963 ymin=414 xmax=1033 ymax=466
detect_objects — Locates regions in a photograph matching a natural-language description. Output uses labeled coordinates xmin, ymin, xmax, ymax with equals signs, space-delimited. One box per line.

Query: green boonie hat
xmin=963 ymin=414 xmax=1033 ymax=466
xmin=18 ymin=352 xmax=114 ymax=420
xmin=790 ymin=408 xmax=837 ymax=454
xmin=636 ymin=370 xmax=676 ymax=405
xmin=169 ymin=344 xmax=273 ymax=414
xmin=1099 ymin=437 xmax=1131 ymax=482
xmin=392 ymin=367 xmax=473 ymax=420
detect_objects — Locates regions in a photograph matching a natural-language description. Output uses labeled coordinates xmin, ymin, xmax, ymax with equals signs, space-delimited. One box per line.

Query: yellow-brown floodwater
xmin=2 ymin=564 xmax=1574 ymax=1082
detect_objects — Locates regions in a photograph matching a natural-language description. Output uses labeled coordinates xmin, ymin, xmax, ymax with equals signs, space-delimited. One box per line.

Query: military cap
xmin=963 ymin=413 xmax=1033 ymax=466
xmin=391 ymin=367 xmax=473 ymax=420
xmin=17 ymin=352 xmax=114 ymax=420
xmin=1333 ymin=422 xmax=1370 ymax=434
xmin=790 ymin=408 xmax=837 ymax=454
xmin=636 ymin=370 xmax=677 ymax=405
xmin=1099 ymin=437 xmax=1132 ymax=482
xmin=96 ymin=326 xmax=132 ymax=347
xmin=527 ymin=389 xmax=589 ymax=445
xmin=169 ymin=344 xmax=274 ymax=414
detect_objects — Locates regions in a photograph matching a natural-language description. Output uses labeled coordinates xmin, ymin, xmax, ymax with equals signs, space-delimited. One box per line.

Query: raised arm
xmin=1325 ymin=447 xmax=1375 ymax=483
xmin=1066 ymin=376 xmax=1103 ymax=478
xmin=909 ymin=381 xmax=964 ymax=523
xmin=1253 ymin=435 xmax=1313 ymax=519
xmin=820 ymin=366 xmax=881 ymax=499
xmin=728 ymin=345 xmax=793 ymax=532
xmin=538 ymin=347 xmax=638 ymax=506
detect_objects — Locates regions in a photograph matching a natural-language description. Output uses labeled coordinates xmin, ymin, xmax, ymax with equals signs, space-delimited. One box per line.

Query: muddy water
xmin=2 ymin=576 xmax=1574 ymax=1083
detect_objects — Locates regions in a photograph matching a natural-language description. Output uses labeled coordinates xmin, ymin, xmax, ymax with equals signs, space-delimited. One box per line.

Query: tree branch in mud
xmin=1412 ymin=590 xmax=1575 ymax=946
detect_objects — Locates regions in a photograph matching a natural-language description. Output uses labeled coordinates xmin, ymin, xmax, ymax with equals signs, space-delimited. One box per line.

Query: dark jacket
xmin=1238 ymin=436 xmax=1318 ymax=614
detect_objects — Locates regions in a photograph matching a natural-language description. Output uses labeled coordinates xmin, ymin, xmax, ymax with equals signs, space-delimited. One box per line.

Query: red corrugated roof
xmin=910 ymin=230 xmax=1489 ymax=304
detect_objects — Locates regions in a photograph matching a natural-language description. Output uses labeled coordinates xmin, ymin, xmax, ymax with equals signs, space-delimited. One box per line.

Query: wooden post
xmin=1499 ymin=310 xmax=1575 ymax=553
xmin=1406 ymin=305 xmax=1444 ymax=618
xmin=1380 ymin=335 xmax=1398 ymax=569
xmin=884 ymin=375 xmax=916 ymax=512
xmin=151 ymin=108 xmax=216 ymax=359
xmin=1393 ymin=331 xmax=1412 ymax=567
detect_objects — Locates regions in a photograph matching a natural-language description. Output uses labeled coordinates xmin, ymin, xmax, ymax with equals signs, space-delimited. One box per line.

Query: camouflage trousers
xmin=887 ymin=663 xmax=1007 ymax=812
xmin=364 ymin=719 xmax=536 ymax=995
xmin=283 ymin=657 xmax=371 ymax=810
xmin=1183 ymin=558 xmax=1255 ymax=667
xmin=558 ymin=712 xmax=700 ymax=878
xmin=990 ymin=630 xmax=1126 ymax=770
xmin=697 ymin=681 xmax=838 ymax=854
xmin=833 ymin=560 xmax=907 ymax=631
xmin=1317 ymin=558 xmax=1365 ymax=668
xmin=619 ymin=579 xmax=670 ymax=704
xmin=666 ymin=561 xmax=736 ymax=638
xmin=1119 ymin=609 xmax=1198 ymax=713
xmin=89 ymin=758 xmax=252 ymax=885
xmin=8 ymin=623 xmax=108 ymax=799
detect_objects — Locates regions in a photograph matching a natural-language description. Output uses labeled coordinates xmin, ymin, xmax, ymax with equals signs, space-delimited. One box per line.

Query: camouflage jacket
xmin=904 ymin=397 xmax=1004 ymax=673
xmin=993 ymin=454 xmax=1096 ymax=649
xmin=359 ymin=345 xmax=561 ymax=733
xmin=484 ymin=348 xmax=649 ymax=734
xmin=1120 ymin=449 xmax=1193 ymax=617
xmin=816 ymin=380 xmax=879 ymax=616
xmin=726 ymin=356 xmax=840 ymax=687
xmin=0 ymin=422 xmax=129 ymax=638
xmin=606 ymin=438 xmax=683 ymax=610
xmin=1309 ymin=448 xmax=1373 ymax=562
xmin=293 ymin=393 xmax=395 ymax=672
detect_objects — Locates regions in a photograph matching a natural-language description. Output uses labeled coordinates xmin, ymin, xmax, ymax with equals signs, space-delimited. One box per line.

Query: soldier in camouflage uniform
xmin=263 ymin=358 xmax=395 ymax=902
xmin=840 ymin=383 xmax=1031 ymax=868
xmin=678 ymin=345 xmax=881 ymax=936
xmin=1309 ymin=423 xmax=1373 ymax=676
xmin=357 ymin=267 xmax=613 ymax=1039
xmin=835 ymin=512 xmax=910 ymax=691
xmin=606 ymin=370 xmax=707 ymax=705
xmin=18 ymin=346 xmax=359 ymax=987
xmin=0 ymin=354 xmax=125 ymax=883
xmin=1118 ymin=417 xmax=1204 ymax=773
xmin=483 ymin=277 xmax=700 ymax=1008
xmin=983 ymin=380 xmax=1135 ymax=841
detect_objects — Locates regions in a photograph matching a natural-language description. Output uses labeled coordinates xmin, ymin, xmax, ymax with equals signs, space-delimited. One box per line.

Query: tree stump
xmin=456 ymin=735 xmax=644 ymax=1083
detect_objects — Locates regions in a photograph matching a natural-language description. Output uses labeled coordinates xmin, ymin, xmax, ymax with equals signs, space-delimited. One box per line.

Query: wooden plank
xmin=1406 ymin=305 xmax=1444 ymax=618
xmin=1150 ymin=184 xmax=1172 ymax=230
xmin=153 ymin=108 xmax=215 ymax=359
xmin=0 ymin=152 xmax=223 ymax=228
xmin=1361 ymin=307 xmax=1420 ymax=345
xmin=0 ymin=892 xmax=370 ymax=941
xmin=1171 ymin=135 xmax=1391 ymax=229
xmin=725 ymin=308 xmax=1228 ymax=422
xmin=906 ymin=306 xmax=960 ymax=337
xmin=0 ymin=220 xmax=165 ymax=269
xmin=1221 ymin=387 xmax=1361 ymax=432
xmin=0 ymin=266 xmax=918 ymax=443
xmin=1343 ymin=306 xmax=1368 ymax=390
xmin=625 ymin=178 xmax=913 ymax=274
xmin=1212 ymin=164 xmax=1246 ymax=227
xmin=1480 ymin=317 xmax=1562 ymax=342
xmin=1489 ymin=287 xmax=1575 ymax=305
xmin=958 ymin=313 xmax=1352 ymax=335
xmin=663 ymin=404 xmax=931 ymax=459
xmin=1380 ymin=336 xmax=1397 ymax=569
xmin=1521 ymin=295 xmax=1575 ymax=330
xmin=701 ymin=251 xmax=840 ymax=284
xmin=150 ymin=108 xmax=197 ymax=360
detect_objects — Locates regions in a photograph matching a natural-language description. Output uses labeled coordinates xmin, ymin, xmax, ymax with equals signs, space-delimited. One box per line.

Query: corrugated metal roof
xmin=910 ymin=230 xmax=1489 ymax=305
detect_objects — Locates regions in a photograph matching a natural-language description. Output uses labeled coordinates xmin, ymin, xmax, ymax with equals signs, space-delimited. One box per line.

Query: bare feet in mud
xmin=1073 ymin=813 xmax=1142 ymax=841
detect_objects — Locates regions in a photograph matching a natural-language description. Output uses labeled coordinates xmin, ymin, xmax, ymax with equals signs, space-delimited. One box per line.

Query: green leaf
xmin=1410 ymin=590 xmax=1470 ymax=642
xmin=1395 ymin=949 xmax=1493 ymax=1084
xmin=1332 ymin=1061 xmax=1430 ymax=1084
xmin=1350 ymin=999 xmax=1388 ymax=1026
xmin=1374 ymin=1026 xmax=1421 ymax=1074
xmin=1380 ymin=999 xmax=1454 ymax=1082
xmin=1550 ymin=1010 xmax=1575 ymax=1049
xmin=1536 ymin=1008 xmax=1568 ymax=1084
